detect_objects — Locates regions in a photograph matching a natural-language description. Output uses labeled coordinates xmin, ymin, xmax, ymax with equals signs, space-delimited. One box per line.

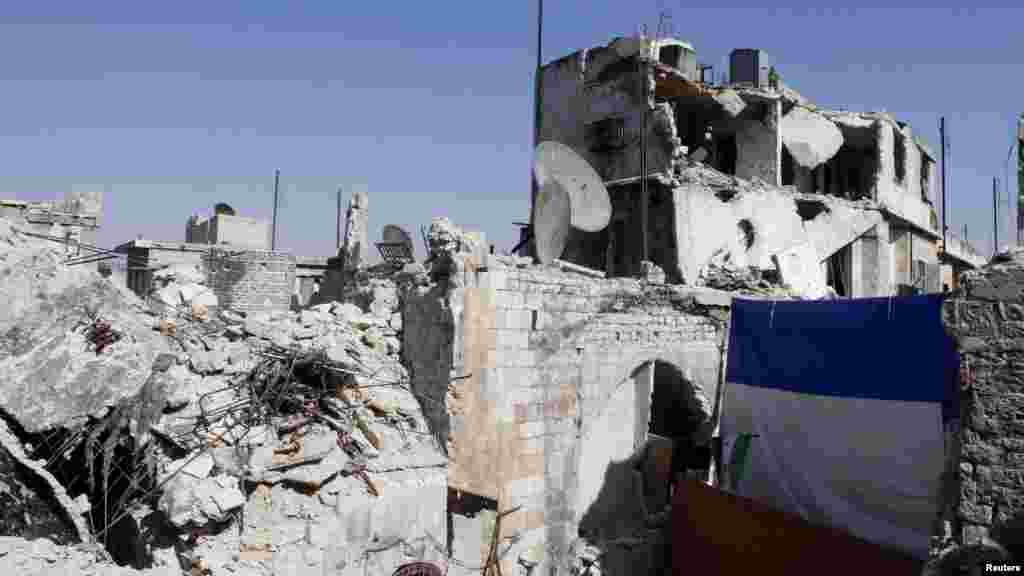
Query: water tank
xmin=730 ymin=49 xmax=773 ymax=87
xmin=657 ymin=40 xmax=698 ymax=81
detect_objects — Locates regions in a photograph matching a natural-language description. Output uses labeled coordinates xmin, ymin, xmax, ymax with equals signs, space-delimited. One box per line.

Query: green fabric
xmin=728 ymin=433 xmax=755 ymax=491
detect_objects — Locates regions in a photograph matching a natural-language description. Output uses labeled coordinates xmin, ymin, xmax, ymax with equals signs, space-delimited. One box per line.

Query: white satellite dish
xmin=532 ymin=176 xmax=571 ymax=265
xmin=378 ymin=224 xmax=414 ymax=264
xmin=533 ymin=141 xmax=612 ymax=233
xmin=381 ymin=224 xmax=413 ymax=252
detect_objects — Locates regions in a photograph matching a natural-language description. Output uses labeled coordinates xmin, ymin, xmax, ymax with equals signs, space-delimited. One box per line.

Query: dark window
xmin=847 ymin=165 xmax=861 ymax=198
xmin=659 ymin=45 xmax=682 ymax=69
xmin=586 ymin=117 xmax=626 ymax=152
xmin=716 ymin=133 xmax=737 ymax=175
xmin=920 ymin=155 xmax=932 ymax=201
xmin=782 ymin=147 xmax=795 ymax=186
xmin=826 ymin=246 xmax=851 ymax=297
xmin=894 ymin=131 xmax=906 ymax=183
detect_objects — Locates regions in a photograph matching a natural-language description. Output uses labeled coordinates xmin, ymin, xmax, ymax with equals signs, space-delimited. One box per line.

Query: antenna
xmin=271 ymin=168 xmax=280 ymax=251
xmin=656 ymin=8 xmax=672 ymax=41
xmin=532 ymin=141 xmax=612 ymax=265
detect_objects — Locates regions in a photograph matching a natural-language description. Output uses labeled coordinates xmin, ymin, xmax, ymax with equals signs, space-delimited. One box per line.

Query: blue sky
xmin=0 ymin=1 xmax=1021 ymax=258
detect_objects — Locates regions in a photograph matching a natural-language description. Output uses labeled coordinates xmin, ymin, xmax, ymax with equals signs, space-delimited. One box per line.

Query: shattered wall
xmin=671 ymin=166 xmax=883 ymax=294
xmin=732 ymin=98 xmax=781 ymax=185
xmin=204 ymin=249 xmax=296 ymax=314
xmin=944 ymin=250 xmax=1024 ymax=555
xmin=406 ymin=233 xmax=726 ymax=574
xmin=539 ymin=45 xmax=674 ymax=184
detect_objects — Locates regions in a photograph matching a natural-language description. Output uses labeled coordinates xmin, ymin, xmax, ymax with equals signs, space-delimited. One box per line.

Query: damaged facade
xmin=0 ymin=192 xmax=103 ymax=256
xmin=405 ymin=218 xmax=728 ymax=575
xmin=538 ymin=37 xmax=946 ymax=298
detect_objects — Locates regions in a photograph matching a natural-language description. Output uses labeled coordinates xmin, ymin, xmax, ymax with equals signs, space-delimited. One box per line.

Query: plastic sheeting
xmin=720 ymin=295 xmax=959 ymax=559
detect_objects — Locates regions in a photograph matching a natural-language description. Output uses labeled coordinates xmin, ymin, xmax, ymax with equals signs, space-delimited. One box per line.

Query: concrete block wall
xmin=945 ymin=251 xmax=1024 ymax=553
xmin=124 ymin=245 xmax=206 ymax=298
xmin=204 ymin=249 xmax=296 ymax=314
xmin=411 ymin=256 xmax=727 ymax=575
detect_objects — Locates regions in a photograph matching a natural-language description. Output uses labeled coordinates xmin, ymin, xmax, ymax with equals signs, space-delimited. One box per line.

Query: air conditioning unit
xmin=729 ymin=49 xmax=773 ymax=87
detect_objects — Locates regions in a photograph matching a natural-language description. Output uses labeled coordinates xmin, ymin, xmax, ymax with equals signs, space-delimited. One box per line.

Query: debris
xmin=771 ymin=243 xmax=832 ymax=299
xmin=159 ymin=318 xmax=177 ymax=336
xmin=158 ymin=473 xmax=246 ymax=529
xmin=87 ymin=318 xmax=123 ymax=354
xmin=780 ymin=106 xmax=844 ymax=169
xmin=191 ymin=302 xmax=210 ymax=323
xmin=554 ymin=258 xmax=606 ymax=279
xmin=711 ymin=88 xmax=747 ymax=118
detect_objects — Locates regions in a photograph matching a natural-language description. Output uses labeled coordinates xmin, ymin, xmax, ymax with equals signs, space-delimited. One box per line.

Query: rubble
xmin=0 ymin=219 xmax=174 ymax=433
xmin=0 ymin=219 xmax=446 ymax=574
xmin=779 ymin=106 xmax=844 ymax=169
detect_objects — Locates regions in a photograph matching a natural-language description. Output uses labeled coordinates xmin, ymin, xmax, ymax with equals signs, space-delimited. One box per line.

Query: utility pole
xmin=1005 ymin=134 xmax=1016 ymax=246
xmin=528 ymin=0 xmax=544 ymax=258
xmin=940 ymin=117 xmax=947 ymax=253
xmin=271 ymin=168 xmax=280 ymax=251
xmin=994 ymin=177 xmax=1000 ymax=256
xmin=336 ymin=186 xmax=342 ymax=249
xmin=639 ymin=46 xmax=649 ymax=263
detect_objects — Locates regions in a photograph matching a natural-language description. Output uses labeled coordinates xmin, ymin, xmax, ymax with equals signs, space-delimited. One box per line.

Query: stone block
xmin=963 ymin=440 xmax=1004 ymax=465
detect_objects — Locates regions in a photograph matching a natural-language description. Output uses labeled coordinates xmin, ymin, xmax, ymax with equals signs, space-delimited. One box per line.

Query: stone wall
xmin=733 ymin=99 xmax=781 ymax=185
xmin=204 ymin=249 xmax=296 ymax=314
xmin=405 ymin=248 xmax=728 ymax=575
xmin=945 ymin=250 xmax=1024 ymax=556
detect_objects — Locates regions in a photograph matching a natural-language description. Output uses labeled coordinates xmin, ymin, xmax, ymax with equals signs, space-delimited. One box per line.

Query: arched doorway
xmin=633 ymin=360 xmax=711 ymax=513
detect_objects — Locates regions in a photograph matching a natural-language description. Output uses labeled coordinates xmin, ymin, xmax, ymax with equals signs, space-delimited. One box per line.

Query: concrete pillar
xmin=850 ymin=236 xmax=864 ymax=297
xmin=340 ymin=190 xmax=369 ymax=272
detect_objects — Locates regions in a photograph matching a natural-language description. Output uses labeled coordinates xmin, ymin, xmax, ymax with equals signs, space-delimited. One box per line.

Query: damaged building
xmin=538 ymin=36 xmax=945 ymax=297
xmin=0 ymin=33 xmax=1002 ymax=576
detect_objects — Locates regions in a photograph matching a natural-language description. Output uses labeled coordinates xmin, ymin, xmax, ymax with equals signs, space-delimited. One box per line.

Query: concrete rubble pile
xmin=0 ymin=220 xmax=448 ymax=575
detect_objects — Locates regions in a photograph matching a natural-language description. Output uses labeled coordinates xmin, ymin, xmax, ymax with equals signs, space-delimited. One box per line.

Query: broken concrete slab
xmin=0 ymin=418 xmax=92 ymax=545
xmin=159 ymin=473 xmax=246 ymax=529
xmin=780 ymin=107 xmax=844 ymax=169
xmin=0 ymin=224 xmax=174 ymax=433
xmin=771 ymin=243 xmax=831 ymax=299
xmin=712 ymin=89 xmax=747 ymax=118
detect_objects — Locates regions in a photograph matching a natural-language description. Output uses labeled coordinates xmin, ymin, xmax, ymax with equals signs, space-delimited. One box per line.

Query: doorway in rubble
xmin=633 ymin=360 xmax=709 ymax=513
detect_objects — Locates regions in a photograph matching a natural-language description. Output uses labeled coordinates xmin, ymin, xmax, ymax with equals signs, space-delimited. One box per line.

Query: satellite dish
xmin=381 ymin=225 xmax=413 ymax=254
xmin=532 ymin=176 xmax=571 ymax=265
xmin=533 ymin=141 xmax=611 ymax=232
xmin=378 ymin=224 xmax=415 ymax=265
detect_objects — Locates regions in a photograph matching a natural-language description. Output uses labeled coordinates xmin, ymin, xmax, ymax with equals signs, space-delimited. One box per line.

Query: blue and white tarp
xmin=720 ymin=295 xmax=959 ymax=560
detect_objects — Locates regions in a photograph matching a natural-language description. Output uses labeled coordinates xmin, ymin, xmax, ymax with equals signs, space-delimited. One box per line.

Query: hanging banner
xmin=1018 ymin=114 xmax=1024 ymax=234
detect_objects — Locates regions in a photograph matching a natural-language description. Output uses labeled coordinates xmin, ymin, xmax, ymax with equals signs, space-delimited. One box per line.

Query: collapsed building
xmin=537 ymin=37 xmax=945 ymax=297
xmin=0 ymin=35 xmax=1001 ymax=576
xmin=0 ymin=192 xmax=103 ymax=256
xmin=117 ymin=204 xmax=329 ymax=314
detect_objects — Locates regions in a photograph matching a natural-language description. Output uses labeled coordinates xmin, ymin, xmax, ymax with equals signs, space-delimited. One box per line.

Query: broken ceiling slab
xmin=780 ymin=107 xmax=844 ymax=169
xmin=801 ymin=199 xmax=884 ymax=263
xmin=711 ymin=89 xmax=747 ymax=118
xmin=820 ymin=110 xmax=876 ymax=131
xmin=771 ymin=243 xmax=831 ymax=299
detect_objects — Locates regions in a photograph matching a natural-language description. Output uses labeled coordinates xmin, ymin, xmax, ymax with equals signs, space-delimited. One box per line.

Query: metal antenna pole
xmin=336 ymin=186 xmax=342 ymax=249
xmin=994 ymin=177 xmax=1000 ymax=256
xmin=528 ymin=0 xmax=544 ymax=259
xmin=272 ymin=168 xmax=280 ymax=251
xmin=1006 ymin=134 xmax=1016 ymax=246
xmin=640 ymin=46 xmax=649 ymax=263
xmin=940 ymin=117 xmax=947 ymax=253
